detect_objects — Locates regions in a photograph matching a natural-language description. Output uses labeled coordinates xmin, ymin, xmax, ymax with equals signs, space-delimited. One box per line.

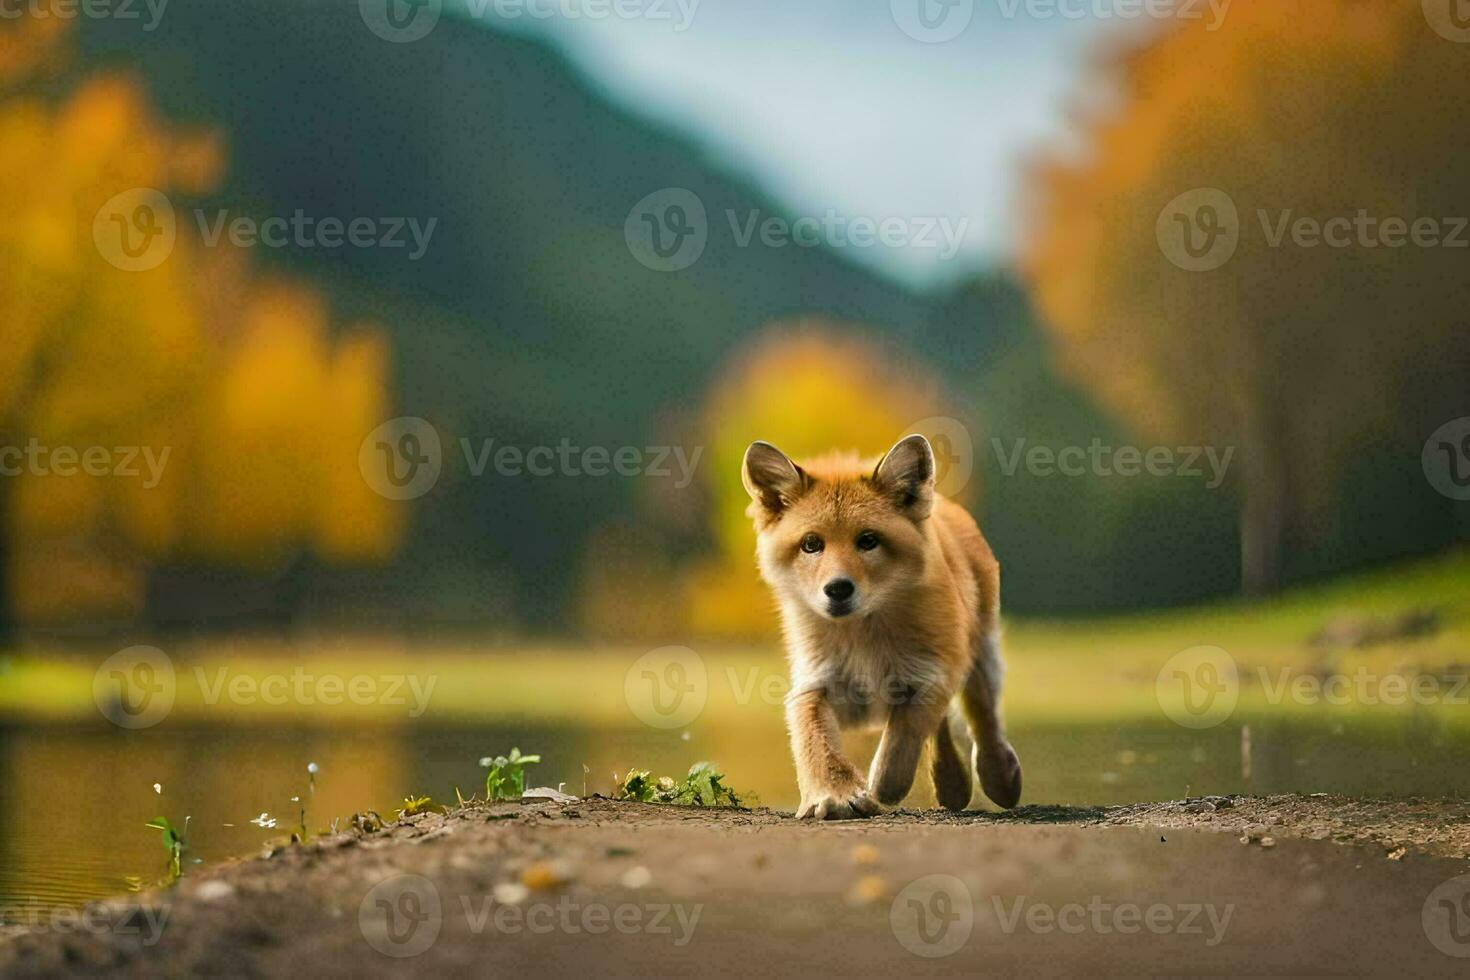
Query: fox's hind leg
xmin=930 ymin=710 xmax=973 ymax=812
xmin=960 ymin=630 xmax=1022 ymax=809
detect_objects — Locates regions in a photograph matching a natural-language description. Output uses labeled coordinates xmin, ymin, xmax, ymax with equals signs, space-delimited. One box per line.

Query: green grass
xmin=3 ymin=548 xmax=1468 ymax=728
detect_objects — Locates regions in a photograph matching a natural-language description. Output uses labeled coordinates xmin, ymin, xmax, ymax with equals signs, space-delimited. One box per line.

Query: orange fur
xmin=742 ymin=435 xmax=1022 ymax=818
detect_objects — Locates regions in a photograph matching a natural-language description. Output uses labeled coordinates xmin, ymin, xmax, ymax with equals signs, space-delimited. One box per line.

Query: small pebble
xmin=195 ymin=881 xmax=235 ymax=902
xmin=521 ymin=860 xmax=572 ymax=891
xmin=621 ymin=866 xmax=652 ymax=889
xmin=494 ymin=882 xmax=530 ymax=905
xmin=846 ymin=875 xmax=887 ymax=906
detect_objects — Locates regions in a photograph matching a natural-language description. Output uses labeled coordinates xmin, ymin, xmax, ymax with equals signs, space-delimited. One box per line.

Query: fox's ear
xmin=742 ymin=441 xmax=808 ymax=517
xmin=872 ymin=434 xmax=935 ymax=520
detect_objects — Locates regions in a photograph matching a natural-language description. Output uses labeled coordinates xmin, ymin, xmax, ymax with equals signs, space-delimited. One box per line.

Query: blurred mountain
xmin=71 ymin=2 xmax=1018 ymax=631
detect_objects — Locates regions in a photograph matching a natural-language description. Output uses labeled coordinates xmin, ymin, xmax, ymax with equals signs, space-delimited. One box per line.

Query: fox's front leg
xmin=786 ymin=688 xmax=880 ymax=820
xmin=869 ymin=685 xmax=951 ymax=807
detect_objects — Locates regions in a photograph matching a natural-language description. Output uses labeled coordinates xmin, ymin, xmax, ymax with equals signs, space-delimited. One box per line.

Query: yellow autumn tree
xmin=1022 ymin=2 xmax=1470 ymax=594
xmin=0 ymin=28 xmax=401 ymax=626
xmin=683 ymin=320 xmax=961 ymax=637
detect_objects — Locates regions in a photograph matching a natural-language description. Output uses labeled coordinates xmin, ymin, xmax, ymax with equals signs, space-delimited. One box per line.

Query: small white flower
xmin=153 ymin=783 xmax=162 ymax=795
xmin=249 ymin=813 xmax=277 ymax=829
xmin=307 ymin=762 xmax=319 ymax=775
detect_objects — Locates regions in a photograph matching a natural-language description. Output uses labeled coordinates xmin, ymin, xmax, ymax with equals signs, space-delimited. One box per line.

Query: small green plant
xmin=396 ymin=795 xmax=445 ymax=818
xmin=480 ymin=748 xmax=540 ymax=801
xmin=144 ymin=816 xmax=189 ymax=880
xmin=617 ymin=762 xmax=743 ymax=808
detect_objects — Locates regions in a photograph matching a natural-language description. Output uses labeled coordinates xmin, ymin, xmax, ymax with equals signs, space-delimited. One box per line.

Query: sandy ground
xmin=4 ymin=795 xmax=1470 ymax=978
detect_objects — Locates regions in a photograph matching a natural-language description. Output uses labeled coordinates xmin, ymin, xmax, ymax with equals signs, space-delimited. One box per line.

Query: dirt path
xmin=4 ymin=795 xmax=1470 ymax=977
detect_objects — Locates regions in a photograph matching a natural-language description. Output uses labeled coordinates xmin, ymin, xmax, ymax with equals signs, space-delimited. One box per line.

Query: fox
xmin=742 ymin=433 xmax=1022 ymax=819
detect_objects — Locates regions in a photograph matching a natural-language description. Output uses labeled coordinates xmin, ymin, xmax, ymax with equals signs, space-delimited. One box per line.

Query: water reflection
xmin=2 ymin=710 xmax=1468 ymax=915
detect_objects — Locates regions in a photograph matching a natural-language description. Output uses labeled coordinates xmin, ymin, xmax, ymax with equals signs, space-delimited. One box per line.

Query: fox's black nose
xmin=823 ymin=578 xmax=855 ymax=602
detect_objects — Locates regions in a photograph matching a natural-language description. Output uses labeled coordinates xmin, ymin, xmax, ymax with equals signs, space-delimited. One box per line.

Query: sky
xmin=454 ymin=0 xmax=1148 ymax=291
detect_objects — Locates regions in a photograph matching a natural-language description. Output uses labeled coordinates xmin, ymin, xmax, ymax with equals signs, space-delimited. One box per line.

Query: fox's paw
xmin=978 ymin=742 xmax=1023 ymax=810
xmin=796 ymin=788 xmax=882 ymax=821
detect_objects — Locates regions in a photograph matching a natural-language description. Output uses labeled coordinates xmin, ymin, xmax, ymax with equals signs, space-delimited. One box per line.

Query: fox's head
xmin=741 ymin=434 xmax=936 ymax=621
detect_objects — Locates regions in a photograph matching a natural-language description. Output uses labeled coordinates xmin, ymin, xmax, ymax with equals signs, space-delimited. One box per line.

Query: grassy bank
xmin=2 ymin=549 xmax=1467 ymax=728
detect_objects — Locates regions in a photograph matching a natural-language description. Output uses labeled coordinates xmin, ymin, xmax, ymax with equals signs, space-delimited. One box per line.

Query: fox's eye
xmin=855 ymin=531 xmax=880 ymax=551
xmin=800 ymin=533 xmax=824 ymax=554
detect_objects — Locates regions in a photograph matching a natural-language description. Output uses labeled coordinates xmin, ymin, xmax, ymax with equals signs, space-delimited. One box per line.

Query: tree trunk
xmin=1240 ymin=407 xmax=1287 ymax=597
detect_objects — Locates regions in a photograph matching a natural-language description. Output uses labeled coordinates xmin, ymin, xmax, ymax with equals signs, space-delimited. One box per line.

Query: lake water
xmin=4 ymin=708 xmax=1469 ymax=916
